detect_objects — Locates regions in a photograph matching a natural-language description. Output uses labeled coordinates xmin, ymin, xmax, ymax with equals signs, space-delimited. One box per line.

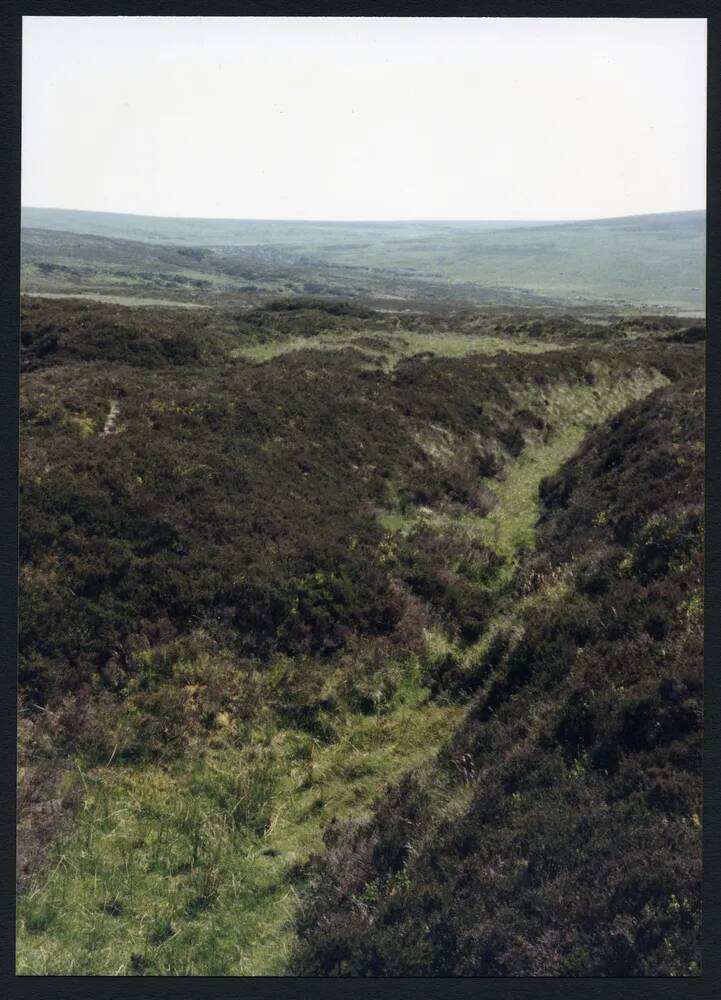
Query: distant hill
xmin=21 ymin=207 xmax=705 ymax=312
xmin=21 ymin=207 xmax=545 ymax=247
xmin=308 ymin=210 xmax=705 ymax=312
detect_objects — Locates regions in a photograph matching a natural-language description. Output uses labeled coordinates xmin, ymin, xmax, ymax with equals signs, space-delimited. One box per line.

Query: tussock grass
xmin=16 ymin=661 xmax=462 ymax=976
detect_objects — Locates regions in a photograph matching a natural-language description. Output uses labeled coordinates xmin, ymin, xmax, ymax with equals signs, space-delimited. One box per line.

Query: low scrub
xmin=293 ymin=377 xmax=703 ymax=976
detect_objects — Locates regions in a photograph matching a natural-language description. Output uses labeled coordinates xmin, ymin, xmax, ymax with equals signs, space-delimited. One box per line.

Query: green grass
xmin=232 ymin=328 xmax=561 ymax=368
xmin=16 ymin=320 xmax=677 ymax=975
xmin=477 ymin=363 xmax=669 ymax=560
xmin=17 ymin=661 xmax=462 ymax=975
xmin=381 ymin=363 xmax=669 ymax=569
xmin=376 ymin=362 xmax=670 ymax=692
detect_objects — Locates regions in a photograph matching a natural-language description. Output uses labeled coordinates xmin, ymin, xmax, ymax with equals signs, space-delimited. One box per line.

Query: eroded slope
xmin=293 ymin=377 xmax=704 ymax=977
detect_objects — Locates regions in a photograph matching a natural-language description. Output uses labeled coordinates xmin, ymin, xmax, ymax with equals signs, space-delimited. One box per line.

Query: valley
xmin=16 ymin=212 xmax=705 ymax=976
xmin=22 ymin=207 xmax=706 ymax=313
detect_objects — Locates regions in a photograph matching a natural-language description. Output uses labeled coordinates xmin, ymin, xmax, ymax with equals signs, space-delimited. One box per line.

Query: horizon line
xmin=21 ymin=205 xmax=707 ymax=227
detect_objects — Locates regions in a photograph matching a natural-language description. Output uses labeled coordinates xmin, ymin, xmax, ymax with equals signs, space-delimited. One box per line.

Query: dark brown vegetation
xmin=293 ymin=376 xmax=704 ymax=976
xmin=21 ymin=299 xmax=699 ymax=713
xmin=18 ymin=294 xmax=704 ymax=975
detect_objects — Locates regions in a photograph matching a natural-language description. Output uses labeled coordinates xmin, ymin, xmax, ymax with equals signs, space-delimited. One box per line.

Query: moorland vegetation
xmin=21 ymin=207 xmax=706 ymax=312
xmin=17 ymin=290 xmax=704 ymax=975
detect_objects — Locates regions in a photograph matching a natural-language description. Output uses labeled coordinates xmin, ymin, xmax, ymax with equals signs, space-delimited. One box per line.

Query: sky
xmin=22 ymin=16 xmax=706 ymax=222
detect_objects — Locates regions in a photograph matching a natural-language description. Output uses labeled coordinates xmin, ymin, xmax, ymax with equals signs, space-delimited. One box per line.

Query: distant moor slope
xmin=21 ymin=208 xmax=705 ymax=311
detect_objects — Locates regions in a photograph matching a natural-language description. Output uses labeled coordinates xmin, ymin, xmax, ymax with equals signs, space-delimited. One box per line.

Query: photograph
xmin=16 ymin=15 xmax=706 ymax=976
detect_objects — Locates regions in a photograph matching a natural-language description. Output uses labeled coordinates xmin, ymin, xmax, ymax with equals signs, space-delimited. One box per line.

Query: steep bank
xmin=294 ymin=376 xmax=704 ymax=977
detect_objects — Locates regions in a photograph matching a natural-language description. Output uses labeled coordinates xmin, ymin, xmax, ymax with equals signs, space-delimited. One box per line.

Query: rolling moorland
xmin=22 ymin=206 xmax=705 ymax=313
xmin=17 ymin=211 xmax=704 ymax=975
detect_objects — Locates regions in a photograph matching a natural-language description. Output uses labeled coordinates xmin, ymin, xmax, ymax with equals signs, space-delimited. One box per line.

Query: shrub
xmin=294 ymin=376 xmax=703 ymax=976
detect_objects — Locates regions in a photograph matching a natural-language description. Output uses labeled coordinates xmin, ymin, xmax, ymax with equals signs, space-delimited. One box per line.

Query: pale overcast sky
xmin=22 ymin=16 xmax=706 ymax=221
